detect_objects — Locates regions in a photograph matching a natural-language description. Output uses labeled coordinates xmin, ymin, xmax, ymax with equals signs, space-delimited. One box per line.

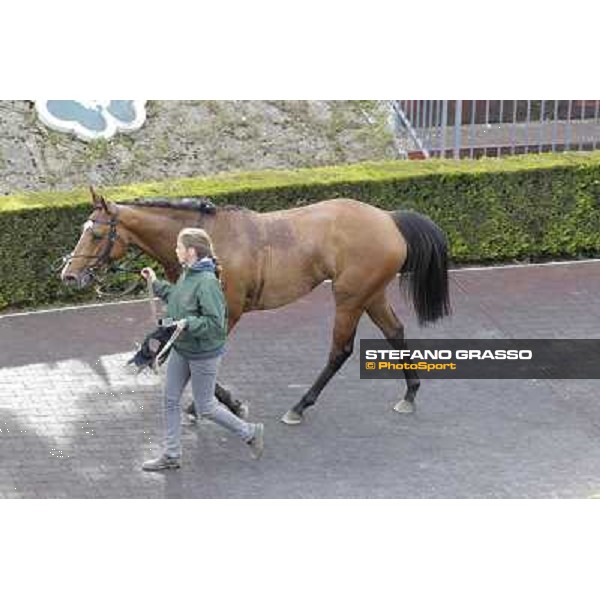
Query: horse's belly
xmin=256 ymin=278 xmax=321 ymax=310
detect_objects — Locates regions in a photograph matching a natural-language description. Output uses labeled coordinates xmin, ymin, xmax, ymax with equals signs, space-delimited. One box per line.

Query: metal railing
xmin=391 ymin=100 xmax=600 ymax=159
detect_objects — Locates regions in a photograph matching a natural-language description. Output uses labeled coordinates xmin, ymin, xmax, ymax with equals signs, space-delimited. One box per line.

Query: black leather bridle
xmin=58 ymin=212 xmax=121 ymax=271
xmin=54 ymin=204 xmax=146 ymax=297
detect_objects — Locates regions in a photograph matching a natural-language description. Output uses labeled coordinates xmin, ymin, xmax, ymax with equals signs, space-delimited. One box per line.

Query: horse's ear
xmin=90 ymin=186 xmax=110 ymax=212
xmin=99 ymin=195 xmax=109 ymax=213
xmin=90 ymin=186 xmax=103 ymax=208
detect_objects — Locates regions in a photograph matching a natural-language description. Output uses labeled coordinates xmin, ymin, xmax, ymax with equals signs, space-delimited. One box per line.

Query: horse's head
xmin=60 ymin=187 xmax=131 ymax=289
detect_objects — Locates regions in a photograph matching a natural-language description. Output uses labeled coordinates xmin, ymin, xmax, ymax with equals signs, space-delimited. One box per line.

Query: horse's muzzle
xmin=61 ymin=273 xmax=79 ymax=287
xmin=61 ymin=270 xmax=94 ymax=289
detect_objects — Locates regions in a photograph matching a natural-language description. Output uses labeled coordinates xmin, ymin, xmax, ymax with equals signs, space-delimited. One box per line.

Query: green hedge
xmin=2 ymin=151 xmax=600 ymax=311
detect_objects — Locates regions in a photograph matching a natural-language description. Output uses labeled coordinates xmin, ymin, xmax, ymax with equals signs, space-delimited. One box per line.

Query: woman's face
xmin=176 ymin=239 xmax=196 ymax=266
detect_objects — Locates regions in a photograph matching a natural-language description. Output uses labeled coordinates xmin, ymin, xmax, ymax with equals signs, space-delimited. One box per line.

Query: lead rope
xmin=147 ymin=276 xmax=158 ymax=324
xmin=146 ymin=276 xmax=162 ymax=373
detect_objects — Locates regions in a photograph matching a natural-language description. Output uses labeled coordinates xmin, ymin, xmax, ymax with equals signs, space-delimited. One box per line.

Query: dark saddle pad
xmin=127 ymin=324 xmax=177 ymax=369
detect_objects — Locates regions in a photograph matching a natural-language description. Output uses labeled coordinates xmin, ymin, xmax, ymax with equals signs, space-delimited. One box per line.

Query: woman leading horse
xmin=61 ymin=188 xmax=450 ymax=424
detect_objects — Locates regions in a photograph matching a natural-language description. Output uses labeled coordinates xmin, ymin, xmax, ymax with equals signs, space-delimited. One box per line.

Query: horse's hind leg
xmin=281 ymin=305 xmax=363 ymax=425
xmin=366 ymin=294 xmax=420 ymax=414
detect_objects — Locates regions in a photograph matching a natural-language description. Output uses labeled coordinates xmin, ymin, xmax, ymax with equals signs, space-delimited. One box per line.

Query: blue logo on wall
xmin=35 ymin=100 xmax=147 ymax=141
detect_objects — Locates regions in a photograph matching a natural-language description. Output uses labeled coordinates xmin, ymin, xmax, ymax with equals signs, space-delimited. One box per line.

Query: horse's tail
xmin=390 ymin=210 xmax=451 ymax=325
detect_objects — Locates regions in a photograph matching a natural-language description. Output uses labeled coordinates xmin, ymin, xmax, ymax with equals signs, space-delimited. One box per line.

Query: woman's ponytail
xmin=210 ymin=253 xmax=223 ymax=281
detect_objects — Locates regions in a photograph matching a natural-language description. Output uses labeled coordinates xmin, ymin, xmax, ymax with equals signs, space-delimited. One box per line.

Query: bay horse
xmin=61 ymin=188 xmax=450 ymax=424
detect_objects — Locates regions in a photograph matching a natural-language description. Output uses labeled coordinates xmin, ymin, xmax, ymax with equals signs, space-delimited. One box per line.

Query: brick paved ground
xmin=1 ymin=261 xmax=600 ymax=498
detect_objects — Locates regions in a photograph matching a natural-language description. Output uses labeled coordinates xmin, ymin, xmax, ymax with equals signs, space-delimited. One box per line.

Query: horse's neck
xmin=120 ymin=205 xmax=240 ymax=277
xmin=120 ymin=206 xmax=185 ymax=275
xmin=120 ymin=204 xmax=255 ymax=282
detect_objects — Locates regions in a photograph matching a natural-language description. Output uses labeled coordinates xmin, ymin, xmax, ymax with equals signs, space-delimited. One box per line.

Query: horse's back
xmin=239 ymin=198 xmax=405 ymax=309
xmin=258 ymin=197 xmax=402 ymax=262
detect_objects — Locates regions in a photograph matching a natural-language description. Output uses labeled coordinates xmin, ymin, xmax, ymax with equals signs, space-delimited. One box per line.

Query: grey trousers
xmin=163 ymin=349 xmax=254 ymax=458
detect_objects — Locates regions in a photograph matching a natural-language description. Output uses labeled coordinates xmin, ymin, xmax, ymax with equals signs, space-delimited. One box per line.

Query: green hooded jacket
xmin=152 ymin=265 xmax=227 ymax=359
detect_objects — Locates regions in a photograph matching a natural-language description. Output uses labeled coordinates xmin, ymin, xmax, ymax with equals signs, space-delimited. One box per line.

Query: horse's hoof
xmin=393 ymin=399 xmax=415 ymax=414
xmin=281 ymin=409 xmax=303 ymax=425
xmin=237 ymin=402 xmax=250 ymax=419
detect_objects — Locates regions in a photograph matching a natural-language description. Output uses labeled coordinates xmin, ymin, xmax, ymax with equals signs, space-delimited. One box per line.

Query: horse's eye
xmin=90 ymin=230 xmax=104 ymax=241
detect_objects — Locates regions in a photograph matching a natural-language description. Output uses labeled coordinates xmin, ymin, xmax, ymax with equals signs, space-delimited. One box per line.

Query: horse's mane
xmin=119 ymin=196 xmax=249 ymax=214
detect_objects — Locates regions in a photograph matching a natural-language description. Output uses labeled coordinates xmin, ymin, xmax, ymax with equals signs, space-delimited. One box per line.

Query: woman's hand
xmin=140 ymin=267 xmax=157 ymax=283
